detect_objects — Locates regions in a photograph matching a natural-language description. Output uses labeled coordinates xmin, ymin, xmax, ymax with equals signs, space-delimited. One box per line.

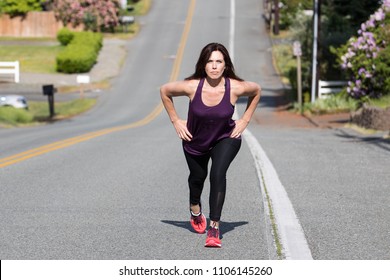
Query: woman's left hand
xmin=231 ymin=119 xmax=248 ymax=138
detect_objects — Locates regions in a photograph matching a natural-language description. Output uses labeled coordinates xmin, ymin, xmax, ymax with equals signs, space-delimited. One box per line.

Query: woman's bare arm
xmin=160 ymin=81 xmax=194 ymax=141
xmin=230 ymin=81 xmax=261 ymax=138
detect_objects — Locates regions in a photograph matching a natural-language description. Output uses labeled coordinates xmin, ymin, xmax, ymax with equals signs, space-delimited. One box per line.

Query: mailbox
xmin=42 ymin=84 xmax=56 ymax=96
xmin=42 ymin=84 xmax=56 ymax=118
xmin=120 ymin=16 xmax=135 ymax=32
xmin=120 ymin=16 xmax=135 ymax=25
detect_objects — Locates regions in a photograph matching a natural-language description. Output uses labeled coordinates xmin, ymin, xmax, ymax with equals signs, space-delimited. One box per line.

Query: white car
xmin=0 ymin=95 xmax=28 ymax=109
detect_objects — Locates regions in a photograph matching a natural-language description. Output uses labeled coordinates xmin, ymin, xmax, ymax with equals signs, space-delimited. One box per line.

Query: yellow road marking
xmin=170 ymin=0 xmax=196 ymax=82
xmin=0 ymin=0 xmax=196 ymax=169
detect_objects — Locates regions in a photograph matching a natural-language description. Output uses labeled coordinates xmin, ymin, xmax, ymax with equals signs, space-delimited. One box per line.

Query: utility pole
xmin=310 ymin=0 xmax=319 ymax=103
xmin=274 ymin=0 xmax=280 ymax=35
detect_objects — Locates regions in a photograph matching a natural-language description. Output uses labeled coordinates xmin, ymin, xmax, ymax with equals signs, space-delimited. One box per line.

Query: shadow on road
xmin=334 ymin=129 xmax=390 ymax=152
xmin=161 ymin=220 xmax=249 ymax=238
xmin=237 ymin=86 xmax=288 ymax=104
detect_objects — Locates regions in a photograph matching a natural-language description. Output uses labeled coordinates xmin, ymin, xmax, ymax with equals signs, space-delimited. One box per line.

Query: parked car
xmin=0 ymin=95 xmax=28 ymax=109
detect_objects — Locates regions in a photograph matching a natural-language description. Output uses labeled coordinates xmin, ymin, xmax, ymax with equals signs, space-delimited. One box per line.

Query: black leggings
xmin=184 ymin=137 xmax=241 ymax=222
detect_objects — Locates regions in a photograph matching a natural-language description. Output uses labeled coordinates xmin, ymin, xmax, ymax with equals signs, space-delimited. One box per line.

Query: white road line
xmin=242 ymin=130 xmax=313 ymax=260
xmin=230 ymin=0 xmax=313 ymax=260
xmin=229 ymin=0 xmax=235 ymax=62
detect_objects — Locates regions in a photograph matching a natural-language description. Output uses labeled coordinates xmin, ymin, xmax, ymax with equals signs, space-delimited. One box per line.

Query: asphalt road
xmin=1 ymin=0 xmax=389 ymax=260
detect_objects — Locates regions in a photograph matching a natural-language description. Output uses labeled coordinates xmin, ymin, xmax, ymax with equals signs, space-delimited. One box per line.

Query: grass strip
xmin=0 ymin=98 xmax=96 ymax=127
xmin=30 ymin=99 xmax=97 ymax=121
xmin=259 ymin=170 xmax=284 ymax=259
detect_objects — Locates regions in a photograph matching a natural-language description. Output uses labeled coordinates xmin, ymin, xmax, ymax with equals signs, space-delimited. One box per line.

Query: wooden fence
xmin=0 ymin=11 xmax=82 ymax=38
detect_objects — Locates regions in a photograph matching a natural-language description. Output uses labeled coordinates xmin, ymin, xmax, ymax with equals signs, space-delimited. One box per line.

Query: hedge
xmin=57 ymin=28 xmax=74 ymax=46
xmin=56 ymin=29 xmax=103 ymax=73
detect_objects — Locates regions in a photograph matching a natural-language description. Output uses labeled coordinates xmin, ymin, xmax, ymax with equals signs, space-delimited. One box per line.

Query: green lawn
xmin=0 ymin=43 xmax=64 ymax=73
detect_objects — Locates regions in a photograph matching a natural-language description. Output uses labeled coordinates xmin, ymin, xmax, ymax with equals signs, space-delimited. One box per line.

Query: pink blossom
xmin=384 ymin=0 xmax=390 ymax=11
xmin=340 ymin=0 xmax=389 ymax=98
xmin=374 ymin=9 xmax=385 ymax=21
xmin=54 ymin=0 xmax=120 ymax=31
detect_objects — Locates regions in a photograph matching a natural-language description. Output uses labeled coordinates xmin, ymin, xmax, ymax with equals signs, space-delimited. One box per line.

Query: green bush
xmin=334 ymin=3 xmax=390 ymax=99
xmin=56 ymin=44 xmax=97 ymax=73
xmin=57 ymin=28 xmax=74 ymax=46
xmin=295 ymin=92 xmax=360 ymax=115
xmin=72 ymin=32 xmax=103 ymax=53
xmin=56 ymin=31 xmax=103 ymax=73
xmin=373 ymin=44 xmax=390 ymax=96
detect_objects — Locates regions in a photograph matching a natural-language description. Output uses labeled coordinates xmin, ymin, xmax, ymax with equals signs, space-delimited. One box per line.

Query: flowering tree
xmin=339 ymin=0 xmax=390 ymax=99
xmin=53 ymin=0 xmax=120 ymax=32
xmin=53 ymin=0 xmax=83 ymax=27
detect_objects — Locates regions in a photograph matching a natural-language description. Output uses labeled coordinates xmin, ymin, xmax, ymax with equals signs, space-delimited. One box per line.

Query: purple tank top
xmin=183 ymin=78 xmax=236 ymax=155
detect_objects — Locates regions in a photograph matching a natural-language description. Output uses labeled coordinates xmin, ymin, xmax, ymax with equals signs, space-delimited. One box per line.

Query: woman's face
xmin=205 ymin=51 xmax=226 ymax=80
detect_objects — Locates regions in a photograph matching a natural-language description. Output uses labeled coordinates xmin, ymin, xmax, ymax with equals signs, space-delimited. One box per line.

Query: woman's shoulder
xmin=185 ymin=78 xmax=201 ymax=86
xmin=229 ymin=79 xmax=261 ymax=95
xmin=181 ymin=79 xmax=200 ymax=93
xmin=161 ymin=79 xmax=200 ymax=96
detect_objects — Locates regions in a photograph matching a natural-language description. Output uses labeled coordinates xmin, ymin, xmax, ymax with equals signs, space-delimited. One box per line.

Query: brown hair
xmin=185 ymin=42 xmax=244 ymax=81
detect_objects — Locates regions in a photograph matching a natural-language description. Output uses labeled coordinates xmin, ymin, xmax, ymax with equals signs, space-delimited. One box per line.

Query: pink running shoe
xmin=205 ymin=226 xmax=221 ymax=248
xmin=190 ymin=211 xmax=207 ymax=234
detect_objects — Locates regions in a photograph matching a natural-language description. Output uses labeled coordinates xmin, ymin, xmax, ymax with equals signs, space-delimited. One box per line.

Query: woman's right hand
xmin=173 ymin=119 xmax=192 ymax=141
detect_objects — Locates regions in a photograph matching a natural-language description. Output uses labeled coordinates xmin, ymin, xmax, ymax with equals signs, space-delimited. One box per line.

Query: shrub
xmin=337 ymin=0 xmax=390 ymax=99
xmin=309 ymin=93 xmax=359 ymax=114
xmin=57 ymin=28 xmax=74 ymax=46
xmin=56 ymin=31 xmax=103 ymax=73
xmin=56 ymin=45 xmax=97 ymax=73
xmin=373 ymin=42 xmax=390 ymax=96
xmin=293 ymin=92 xmax=359 ymax=115
xmin=72 ymin=31 xmax=103 ymax=53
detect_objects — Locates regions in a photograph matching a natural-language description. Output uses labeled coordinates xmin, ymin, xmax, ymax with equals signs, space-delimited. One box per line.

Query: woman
xmin=160 ymin=42 xmax=261 ymax=248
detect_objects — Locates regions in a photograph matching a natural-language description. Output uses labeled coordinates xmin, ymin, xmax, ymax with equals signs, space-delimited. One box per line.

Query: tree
xmin=279 ymin=0 xmax=312 ymax=29
xmin=284 ymin=0 xmax=382 ymax=94
xmin=325 ymin=0 xmax=382 ymax=31
xmin=0 ymin=0 xmax=45 ymax=16
xmin=315 ymin=0 xmax=382 ymax=79
xmin=53 ymin=0 xmax=121 ymax=32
